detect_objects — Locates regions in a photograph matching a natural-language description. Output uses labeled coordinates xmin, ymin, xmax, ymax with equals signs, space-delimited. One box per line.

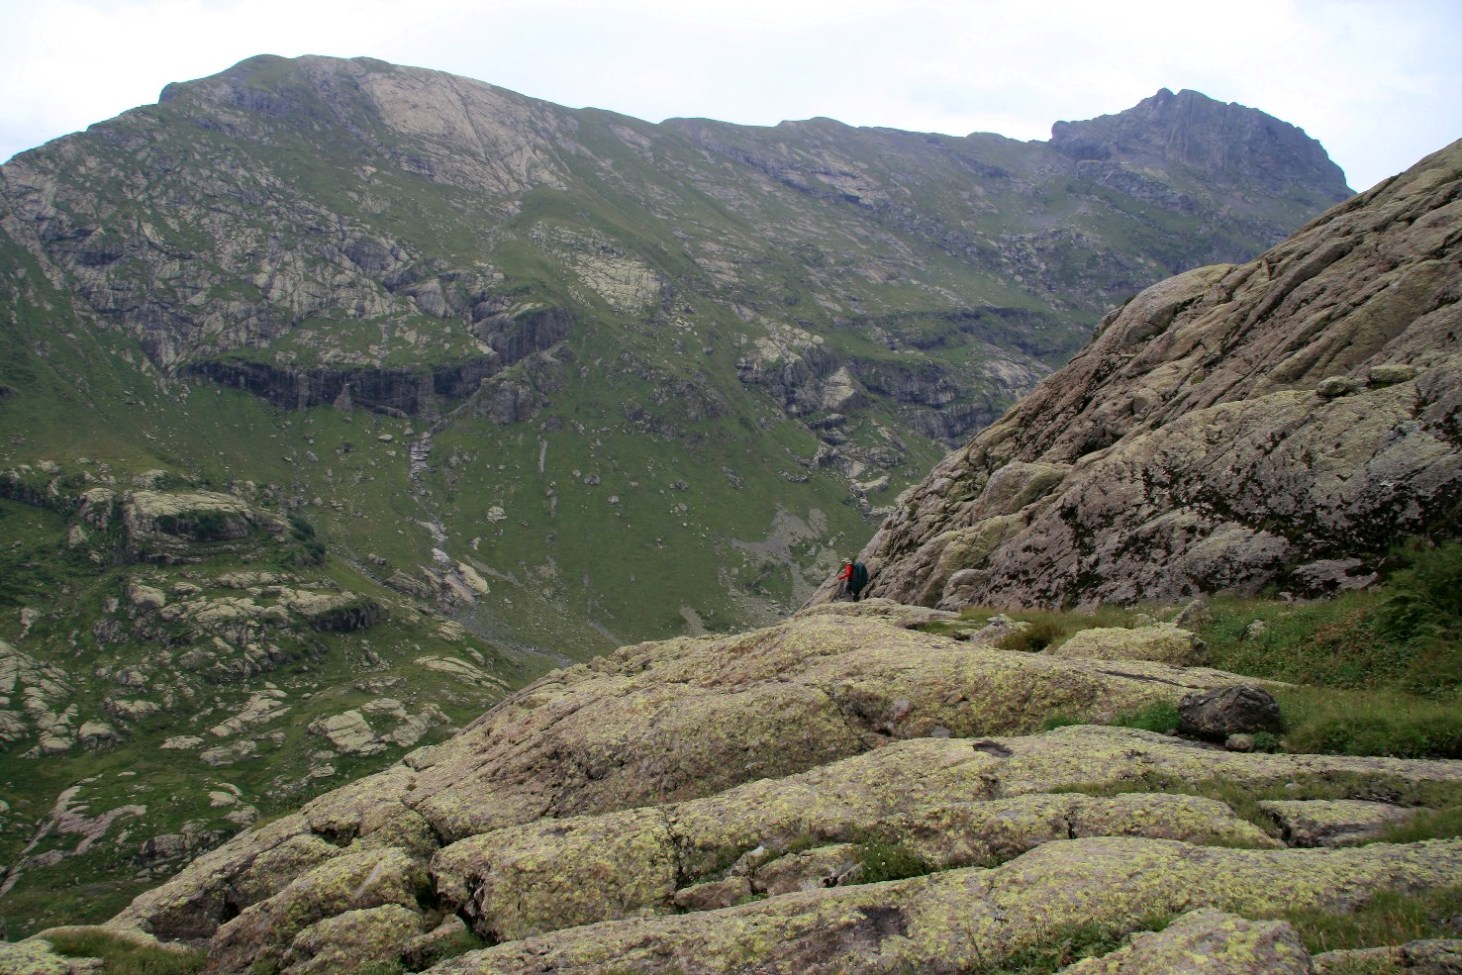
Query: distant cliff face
xmin=854 ymin=142 xmax=1461 ymax=610
xmin=1052 ymin=87 xmax=1351 ymax=197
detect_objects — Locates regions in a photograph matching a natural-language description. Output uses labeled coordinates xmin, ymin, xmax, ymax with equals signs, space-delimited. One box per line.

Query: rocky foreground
xmin=6 ymin=602 xmax=1458 ymax=973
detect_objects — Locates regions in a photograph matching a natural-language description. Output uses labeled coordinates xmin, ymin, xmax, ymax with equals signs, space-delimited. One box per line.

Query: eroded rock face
xmin=850 ymin=143 xmax=1462 ymax=610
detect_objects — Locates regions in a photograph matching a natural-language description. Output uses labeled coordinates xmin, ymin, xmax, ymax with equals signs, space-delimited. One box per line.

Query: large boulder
xmin=1178 ymin=684 xmax=1283 ymax=741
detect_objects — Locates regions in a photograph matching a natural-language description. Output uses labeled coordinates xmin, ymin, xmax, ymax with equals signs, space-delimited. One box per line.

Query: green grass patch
xmin=1375 ymin=805 xmax=1462 ymax=845
xmin=1198 ymin=542 xmax=1462 ymax=698
xmin=1275 ymin=886 xmax=1462 ymax=956
xmin=1109 ymin=701 xmax=1181 ymax=734
xmin=952 ymin=545 xmax=1462 ymax=760
xmin=1271 ymin=685 xmax=1462 ymax=759
xmin=44 ymin=929 xmax=204 ymax=975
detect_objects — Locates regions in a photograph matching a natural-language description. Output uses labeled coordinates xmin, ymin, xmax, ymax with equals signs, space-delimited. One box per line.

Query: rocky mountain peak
xmin=1051 ymin=87 xmax=1352 ymax=198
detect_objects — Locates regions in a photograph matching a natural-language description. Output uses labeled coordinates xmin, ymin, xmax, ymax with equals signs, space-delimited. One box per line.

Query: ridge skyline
xmin=2 ymin=0 xmax=1458 ymax=189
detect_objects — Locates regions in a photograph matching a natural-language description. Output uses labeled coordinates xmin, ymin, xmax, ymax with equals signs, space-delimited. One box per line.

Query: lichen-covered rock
xmin=433 ymin=807 xmax=678 ymax=941
xmin=307 ymin=710 xmax=385 ymax=756
xmin=427 ymin=837 xmax=1462 ymax=975
xmin=406 ymin=615 xmax=1246 ymax=844
xmin=122 ymin=490 xmax=257 ymax=544
xmin=1259 ymin=799 xmax=1420 ymax=848
xmin=792 ymin=597 xmax=958 ymax=629
xmin=227 ymin=834 xmax=343 ymax=909
xmin=282 ymin=903 xmax=424 ymax=975
xmin=672 ymin=876 xmax=754 ymax=912
xmin=209 ymin=847 xmax=429 ymax=973
xmin=99 ymin=611 xmax=1462 ymax=972
xmin=402 ymin=915 xmax=476 ymax=971
xmin=0 ymin=938 xmax=85 ymax=975
xmin=752 ymin=845 xmax=859 ymax=896
xmin=109 ymin=812 xmax=317 ymax=939
xmin=421 ymin=725 xmax=1452 ymax=949
xmin=1312 ymin=939 xmax=1462 ymax=974
xmin=1047 ymin=623 xmax=1203 ymax=666
xmin=1058 ymin=908 xmax=1311 ymax=973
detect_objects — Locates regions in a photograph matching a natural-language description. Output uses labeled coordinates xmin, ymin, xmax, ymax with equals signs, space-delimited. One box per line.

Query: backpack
xmin=851 ymin=560 xmax=868 ymax=591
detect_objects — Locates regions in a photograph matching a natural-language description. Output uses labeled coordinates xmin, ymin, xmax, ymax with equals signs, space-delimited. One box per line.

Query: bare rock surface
xmin=851 ymin=142 xmax=1462 ymax=609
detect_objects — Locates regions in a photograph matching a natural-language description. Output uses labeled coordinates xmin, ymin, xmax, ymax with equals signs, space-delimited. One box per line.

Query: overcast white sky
xmin=1 ymin=0 xmax=1459 ymax=191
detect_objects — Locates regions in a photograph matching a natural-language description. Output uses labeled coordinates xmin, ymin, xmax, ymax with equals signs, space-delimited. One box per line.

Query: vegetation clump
xmin=43 ymin=929 xmax=205 ymax=975
xmin=852 ymin=832 xmax=933 ymax=884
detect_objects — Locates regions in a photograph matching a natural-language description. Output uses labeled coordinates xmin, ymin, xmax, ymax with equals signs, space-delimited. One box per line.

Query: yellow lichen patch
xmin=434 ymin=807 xmax=678 ymax=941
xmin=1047 ymin=623 xmax=1204 ymax=667
xmin=209 ymin=847 xmax=428 ymax=973
xmin=283 ymin=903 xmax=426 ymax=975
xmin=1058 ymin=907 xmax=1310 ymax=973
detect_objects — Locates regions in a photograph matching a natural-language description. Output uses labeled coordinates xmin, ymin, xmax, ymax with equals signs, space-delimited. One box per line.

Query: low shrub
xmin=852 ymin=834 xmax=930 ymax=884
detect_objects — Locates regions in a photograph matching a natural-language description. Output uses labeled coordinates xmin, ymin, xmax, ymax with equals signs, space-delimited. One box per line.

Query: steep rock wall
xmin=852 ymin=141 xmax=1462 ymax=609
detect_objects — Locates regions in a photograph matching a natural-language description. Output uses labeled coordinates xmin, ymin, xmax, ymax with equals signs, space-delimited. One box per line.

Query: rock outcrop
xmin=852 ymin=140 xmax=1462 ymax=610
xmin=76 ymin=607 xmax=1460 ymax=974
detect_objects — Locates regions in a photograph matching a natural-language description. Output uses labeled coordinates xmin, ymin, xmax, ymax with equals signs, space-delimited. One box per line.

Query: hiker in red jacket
xmin=837 ymin=558 xmax=869 ymax=601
